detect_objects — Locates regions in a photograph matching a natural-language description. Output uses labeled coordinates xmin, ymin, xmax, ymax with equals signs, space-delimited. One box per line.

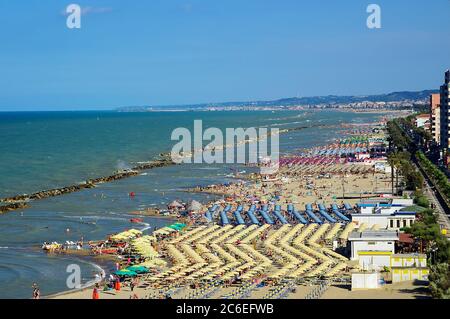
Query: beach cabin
xmin=391 ymin=255 xmax=428 ymax=283
xmin=351 ymin=272 xmax=382 ymax=290
xmin=348 ymin=230 xmax=399 ymax=270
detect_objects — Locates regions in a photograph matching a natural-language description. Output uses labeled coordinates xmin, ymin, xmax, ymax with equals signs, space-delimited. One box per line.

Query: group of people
xmin=91 ymin=274 xmax=142 ymax=299
xmin=32 ymin=283 xmax=40 ymax=299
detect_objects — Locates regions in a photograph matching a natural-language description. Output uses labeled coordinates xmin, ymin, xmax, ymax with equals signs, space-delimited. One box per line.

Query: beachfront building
xmin=357 ymin=198 xmax=414 ymax=212
xmin=390 ymin=253 xmax=429 ymax=283
xmin=430 ymin=93 xmax=441 ymax=144
xmin=348 ymin=230 xmax=399 ymax=270
xmin=352 ymin=210 xmax=416 ymax=231
xmin=439 ymin=70 xmax=450 ymax=150
xmin=352 ymin=199 xmax=416 ymax=230
xmin=353 ymin=203 xmax=416 ymax=229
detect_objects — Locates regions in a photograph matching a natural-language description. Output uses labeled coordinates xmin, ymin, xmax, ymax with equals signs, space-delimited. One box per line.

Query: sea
xmin=0 ymin=110 xmax=385 ymax=298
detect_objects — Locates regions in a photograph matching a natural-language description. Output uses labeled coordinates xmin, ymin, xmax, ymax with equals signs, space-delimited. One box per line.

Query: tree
xmin=429 ymin=263 xmax=450 ymax=299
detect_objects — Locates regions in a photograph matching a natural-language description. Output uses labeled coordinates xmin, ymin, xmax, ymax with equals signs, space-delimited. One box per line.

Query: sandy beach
xmin=53 ymin=279 xmax=429 ymax=299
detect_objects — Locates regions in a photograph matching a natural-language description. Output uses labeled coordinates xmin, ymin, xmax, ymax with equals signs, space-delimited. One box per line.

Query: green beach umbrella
xmin=126 ymin=266 xmax=149 ymax=274
xmin=114 ymin=269 xmax=138 ymax=277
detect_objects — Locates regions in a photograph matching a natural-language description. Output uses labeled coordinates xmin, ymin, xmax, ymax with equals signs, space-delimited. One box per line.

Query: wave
xmin=62 ymin=215 xmax=128 ymax=222
xmin=270 ymin=121 xmax=306 ymax=127
xmin=139 ymin=223 xmax=152 ymax=232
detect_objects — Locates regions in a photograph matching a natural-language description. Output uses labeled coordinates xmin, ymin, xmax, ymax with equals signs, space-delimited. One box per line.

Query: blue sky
xmin=0 ymin=0 xmax=449 ymax=111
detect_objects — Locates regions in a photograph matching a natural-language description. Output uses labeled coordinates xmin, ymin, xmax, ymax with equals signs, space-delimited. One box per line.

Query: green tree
xmin=429 ymin=263 xmax=450 ymax=299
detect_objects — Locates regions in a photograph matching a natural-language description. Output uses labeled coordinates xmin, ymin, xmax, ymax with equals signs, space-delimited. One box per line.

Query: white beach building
xmin=351 ymin=272 xmax=382 ymax=290
xmin=352 ymin=199 xmax=416 ymax=230
xmin=348 ymin=230 xmax=399 ymax=270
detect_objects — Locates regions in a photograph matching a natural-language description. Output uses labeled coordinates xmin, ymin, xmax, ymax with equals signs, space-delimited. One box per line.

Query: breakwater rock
xmin=0 ymin=157 xmax=175 ymax=212
xmin=0 ymin=202 xmax=30 ymax=214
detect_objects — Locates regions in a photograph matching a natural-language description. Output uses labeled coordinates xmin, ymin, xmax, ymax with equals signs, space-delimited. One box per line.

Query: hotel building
xmin=440 ymin=70 xmax=450 ymax=149
xmin=430 ymin=93 xmax=440 ymax=143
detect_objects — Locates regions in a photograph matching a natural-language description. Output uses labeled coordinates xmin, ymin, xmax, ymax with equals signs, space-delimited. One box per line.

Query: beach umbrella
xmin=114 ymin=269 xmax=138 ymax=277
xmin=168 ymin=200 xmax=184 ymax=209
xmin=168 ymin=223 xmax=186 ymax=231
xmin=187 ymin=200 xmax=203 ymax=212
xmin=153 ymin=228 xmax=171 ymax=236
xmin=126 ymin=266 xmax=149 ymax=274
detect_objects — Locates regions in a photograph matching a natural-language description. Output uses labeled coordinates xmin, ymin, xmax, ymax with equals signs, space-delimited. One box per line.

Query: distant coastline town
xmin=116 ymin=90 xmax=435 ymax=113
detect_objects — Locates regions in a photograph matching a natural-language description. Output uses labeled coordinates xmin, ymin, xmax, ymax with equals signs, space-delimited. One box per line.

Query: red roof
xmin=399 ymin=233 xmax=414 ymax=244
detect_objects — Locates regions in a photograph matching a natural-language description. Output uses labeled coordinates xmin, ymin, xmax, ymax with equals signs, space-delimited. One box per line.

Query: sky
xmin=0 ymin=0 xmax=449 ymax=111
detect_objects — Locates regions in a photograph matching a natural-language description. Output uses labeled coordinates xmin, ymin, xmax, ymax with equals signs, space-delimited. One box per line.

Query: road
xmin=396 ymin=121 xmax=450 ymax=235
xmin=415 ymin=162 xmax=450 ymax=235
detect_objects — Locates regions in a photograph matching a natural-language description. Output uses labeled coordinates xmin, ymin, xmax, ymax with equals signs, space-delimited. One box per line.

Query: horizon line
xmin=0 ymin=88 xmax=438 ymax=112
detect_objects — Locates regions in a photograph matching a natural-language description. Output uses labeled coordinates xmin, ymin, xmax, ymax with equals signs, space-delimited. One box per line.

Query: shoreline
xmin=43 ymin=215 xmax=178 ymax=299
xmin=44 ymin=259 xmax=107 ymax=300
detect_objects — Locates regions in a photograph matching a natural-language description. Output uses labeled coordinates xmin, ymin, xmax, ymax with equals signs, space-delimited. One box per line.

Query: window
xmin=397 ymin=220 xmax=400 ymax=228
xmin=403 ymin=220 xmax=407 ymax=227
xmin=390 ymin=220 xmax=394 ymax=228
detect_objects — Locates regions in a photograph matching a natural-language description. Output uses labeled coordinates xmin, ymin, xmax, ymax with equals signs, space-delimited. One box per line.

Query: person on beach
xmin=32 ymin=283 xmax=40 ymax=299
xmin=115 ymin=279 xmax=121 ymax=291
xmin=92 ymin=284 xmax=100 ymax=300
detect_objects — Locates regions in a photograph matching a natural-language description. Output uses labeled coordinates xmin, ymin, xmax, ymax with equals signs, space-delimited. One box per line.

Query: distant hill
xmin=116 ymin=89 xmax=438 ymax=111
xmin=269 ymin=90 xmax=438 ymax=106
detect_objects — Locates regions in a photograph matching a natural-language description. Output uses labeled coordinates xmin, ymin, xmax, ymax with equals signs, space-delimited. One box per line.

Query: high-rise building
xmin=439 ymin=70 xmax=450 ymax=149
xmin=430 ymin=93 xmax=440 ymax=143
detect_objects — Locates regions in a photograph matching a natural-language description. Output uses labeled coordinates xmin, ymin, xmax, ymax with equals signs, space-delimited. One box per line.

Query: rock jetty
xmin=0 ymin=155 xmax=175 ymax=213
xmin=0 ymin=202 xmax=30 ymax=214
